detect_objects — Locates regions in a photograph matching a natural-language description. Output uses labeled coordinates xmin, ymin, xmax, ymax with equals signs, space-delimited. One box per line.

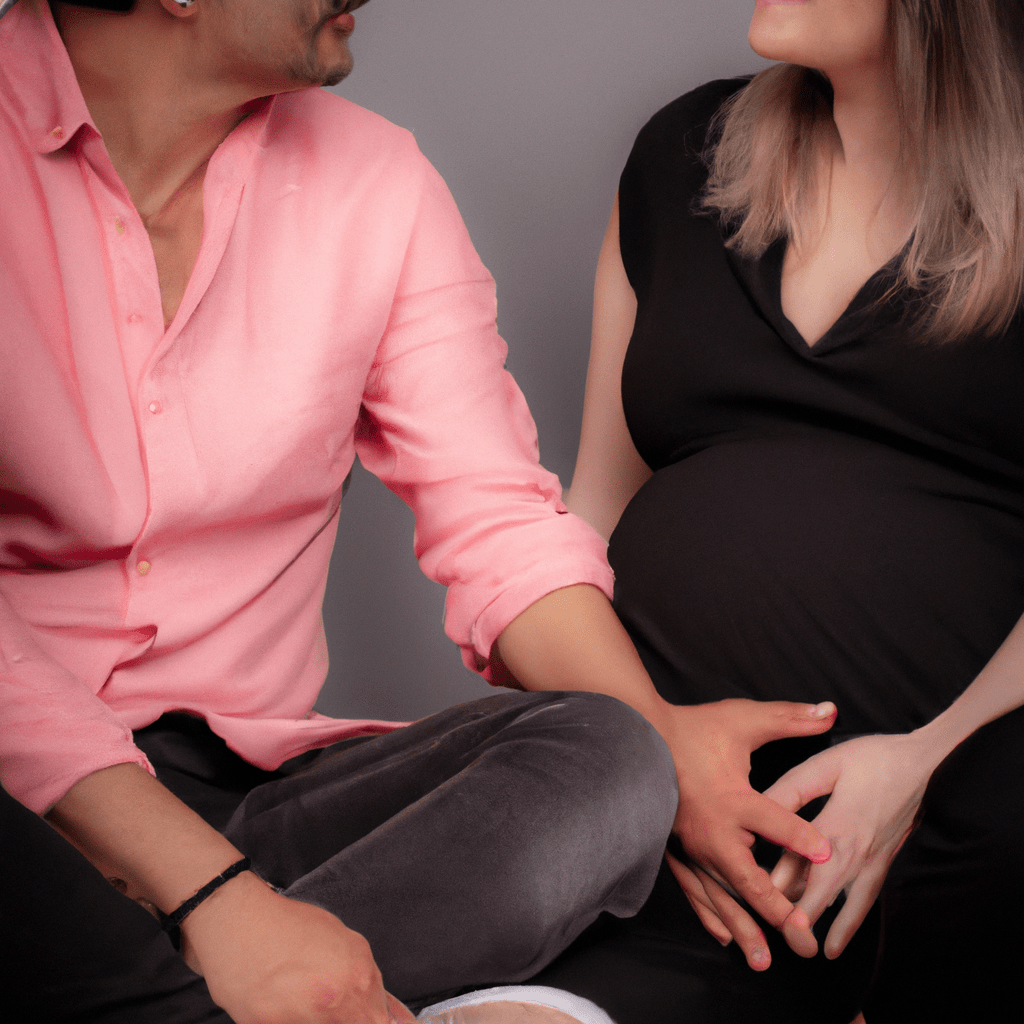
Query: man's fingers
xmin=665 ymin=852 xmax=733 ymax=946
xmin=709 ymin=838 xmax=809 ymax=935
xmin=386 ymin=992 xmax=418 ymax=1023
xmin=690 ymin=863 xmax=773 ymax=971
xmin=781 ymin=906 xmax=819 ymax=958
xmin=744 ymin=792 xmax=832 ymax=864
xmin=738 ymin=699 xmax=837 ymax=749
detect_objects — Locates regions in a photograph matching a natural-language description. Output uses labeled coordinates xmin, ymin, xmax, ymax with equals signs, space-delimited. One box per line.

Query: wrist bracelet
xmin=159 ymin=857 xmax=252 ymax=940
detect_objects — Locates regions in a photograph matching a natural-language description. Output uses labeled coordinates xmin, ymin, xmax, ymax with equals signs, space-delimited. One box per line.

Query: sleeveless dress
xmin=529 ymin=79 xmax=1024 ymax=1024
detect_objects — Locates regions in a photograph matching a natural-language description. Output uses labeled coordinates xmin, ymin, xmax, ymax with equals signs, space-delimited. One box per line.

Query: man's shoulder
xmin=267 ymin=88 xmax=423 ymax=173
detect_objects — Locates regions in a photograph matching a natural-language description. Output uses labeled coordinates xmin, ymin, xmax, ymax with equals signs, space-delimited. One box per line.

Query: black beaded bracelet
xmin=159 ymin=857 xmax=252 ymax=942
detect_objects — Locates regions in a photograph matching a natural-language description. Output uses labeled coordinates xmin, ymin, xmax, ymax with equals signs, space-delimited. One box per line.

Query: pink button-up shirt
xmin=0 ymin=4 xmax=613 ymax=814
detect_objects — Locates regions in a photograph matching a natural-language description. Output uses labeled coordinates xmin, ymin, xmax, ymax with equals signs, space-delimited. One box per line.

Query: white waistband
xmin=417 ymin=985 xmax=616 ymax=1024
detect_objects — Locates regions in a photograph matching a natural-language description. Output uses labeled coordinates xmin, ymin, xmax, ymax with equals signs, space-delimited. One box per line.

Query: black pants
xmin=2 ymin=691 xmax=677 ymax=1023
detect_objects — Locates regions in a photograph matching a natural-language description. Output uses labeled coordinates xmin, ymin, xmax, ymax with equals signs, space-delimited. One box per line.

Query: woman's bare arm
xmin=566 ymin=196 xmax=651 ymax=539
xmin=767 ymin=606 xmax=1024 ymax=959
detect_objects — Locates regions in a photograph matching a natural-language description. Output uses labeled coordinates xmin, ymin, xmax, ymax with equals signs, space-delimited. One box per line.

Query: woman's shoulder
xmin=630 ymin=76 xmax=751 ymax=167
xmin=619 ymin=76 xmax=750 ymax=228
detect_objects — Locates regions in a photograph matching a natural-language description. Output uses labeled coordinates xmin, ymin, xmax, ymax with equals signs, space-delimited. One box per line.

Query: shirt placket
xmin=76 ymin=132 xmax=178 ymax=603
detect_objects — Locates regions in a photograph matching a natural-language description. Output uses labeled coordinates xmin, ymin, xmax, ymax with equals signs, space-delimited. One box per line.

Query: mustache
xmin=335 ymin=0 xmax=372 ymax=15
xmin=315 ymin=0 xmax=371 ymax=31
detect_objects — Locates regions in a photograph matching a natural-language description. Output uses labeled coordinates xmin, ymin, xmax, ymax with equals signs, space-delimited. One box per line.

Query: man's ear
xmin=158 ymin=0 xmax=199 ymax=18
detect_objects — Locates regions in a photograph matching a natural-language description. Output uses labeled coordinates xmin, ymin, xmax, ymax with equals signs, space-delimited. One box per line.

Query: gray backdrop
xmin=315 ymin=0 xmax=770 ymax=721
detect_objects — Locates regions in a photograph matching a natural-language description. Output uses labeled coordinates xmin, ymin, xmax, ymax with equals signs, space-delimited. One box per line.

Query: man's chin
xmin=321 ymin=62 xmax=354 ymax=88
xmin=321 ymin=64 xmax=353 ymax=88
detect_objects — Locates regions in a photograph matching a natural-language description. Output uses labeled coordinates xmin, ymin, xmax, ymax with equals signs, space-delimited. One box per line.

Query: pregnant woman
xmin=530 ymin=2 xmax=1024 ymax=1022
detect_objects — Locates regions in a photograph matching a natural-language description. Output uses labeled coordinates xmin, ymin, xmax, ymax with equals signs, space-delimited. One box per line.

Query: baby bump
xmin=610 ymin=431 xmax=1024 ymax=739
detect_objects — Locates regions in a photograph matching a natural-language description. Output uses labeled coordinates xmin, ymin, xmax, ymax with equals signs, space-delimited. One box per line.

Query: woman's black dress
xmin=530 ymin=79 xmax=1024 ymax=1023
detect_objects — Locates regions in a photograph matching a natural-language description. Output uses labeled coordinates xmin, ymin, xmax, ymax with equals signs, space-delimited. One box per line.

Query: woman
xmin=528 ymin=2 xmax=1024 ymax=1022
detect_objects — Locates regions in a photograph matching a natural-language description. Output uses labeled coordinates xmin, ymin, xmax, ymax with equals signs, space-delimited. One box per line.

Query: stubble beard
xmin=287 ymin=1 xmax=354 ymax=88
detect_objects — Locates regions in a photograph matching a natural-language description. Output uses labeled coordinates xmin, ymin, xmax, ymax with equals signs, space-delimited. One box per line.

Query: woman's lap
xmin=865 ymin=704 xmax=1024 ymax=1022
xmin=528 ymin=681 xmax=1024 ymax=1023
xmin=527 ymin=860 xmax=879 ymax=1024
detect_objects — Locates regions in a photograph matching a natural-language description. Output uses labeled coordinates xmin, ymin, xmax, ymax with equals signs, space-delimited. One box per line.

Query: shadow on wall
xmin=315 ymin=0 xmax=771 ymax=722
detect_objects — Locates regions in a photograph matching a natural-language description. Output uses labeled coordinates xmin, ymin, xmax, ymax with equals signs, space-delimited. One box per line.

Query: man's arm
xmin=492 ymin=582 xmax=837 ymax=972
xmin=48 ymin=762 xmax=415 ymax=1024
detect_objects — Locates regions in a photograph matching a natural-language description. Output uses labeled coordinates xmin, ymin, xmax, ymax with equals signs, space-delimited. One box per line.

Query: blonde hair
xmin=703 ymin=0 xmax=1024 ymax=341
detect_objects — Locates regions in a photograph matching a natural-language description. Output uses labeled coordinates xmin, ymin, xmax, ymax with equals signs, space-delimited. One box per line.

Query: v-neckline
xmin=726 ymin=235 xmax=904 ymax=357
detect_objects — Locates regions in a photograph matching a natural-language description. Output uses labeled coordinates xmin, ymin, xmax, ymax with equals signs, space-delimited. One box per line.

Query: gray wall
xmin=315 ymin=1 xmax=770 ymax=722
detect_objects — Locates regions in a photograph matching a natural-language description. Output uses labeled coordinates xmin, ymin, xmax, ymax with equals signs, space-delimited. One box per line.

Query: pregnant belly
xmin=610 ymin=431 xmax=1024 ymax=739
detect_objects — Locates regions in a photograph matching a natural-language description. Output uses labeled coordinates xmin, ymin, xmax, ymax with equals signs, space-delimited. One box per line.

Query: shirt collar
xmin=0 ymin=2 xmax=276 ymax=161
xmin=0 ymin=1 xmax=96 ymax=154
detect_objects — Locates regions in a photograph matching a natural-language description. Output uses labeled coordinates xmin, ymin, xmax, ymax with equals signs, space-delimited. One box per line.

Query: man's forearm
xmin=47 ymin=761 xmax=245 ymax=912
xmin=492 ymin=583 xmax=675 ymax=734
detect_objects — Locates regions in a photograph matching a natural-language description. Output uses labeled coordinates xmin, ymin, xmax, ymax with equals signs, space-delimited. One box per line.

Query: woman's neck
xmin=805 ymin=63 xmax=916 ymax=262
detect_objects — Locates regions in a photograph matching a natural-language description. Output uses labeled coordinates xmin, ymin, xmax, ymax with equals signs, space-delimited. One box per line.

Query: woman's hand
xmin=765 ymin=732 xmax=938 ymax=960
xmin=181 ymin=872 xmax=417 ymax=1024
xmin=661 ymin=698 xmax=838 ymax=970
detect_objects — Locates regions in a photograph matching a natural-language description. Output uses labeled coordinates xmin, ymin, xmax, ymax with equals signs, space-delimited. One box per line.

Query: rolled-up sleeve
xmin=354 ymin=155 xmax=613 ymax=675
xmin=0 ymin=591 xmax=153 ymax=813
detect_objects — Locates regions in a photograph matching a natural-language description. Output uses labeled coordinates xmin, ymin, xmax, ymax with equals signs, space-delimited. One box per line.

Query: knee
xmin=551 ymin=691 xmax=678 ymax=833
xmin=502 ymin=691 xmax=677 ymax=907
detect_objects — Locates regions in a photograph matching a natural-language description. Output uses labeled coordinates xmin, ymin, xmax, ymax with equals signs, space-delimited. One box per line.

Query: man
xmin=0 ymin=3 xmax=836 ymax=1022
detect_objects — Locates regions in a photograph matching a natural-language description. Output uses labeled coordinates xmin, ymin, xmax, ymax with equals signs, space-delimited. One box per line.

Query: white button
xmin=148 ymin=401 xmax=162 ymax=414
xmin=136 ymin=560 xmax=152 ymax=576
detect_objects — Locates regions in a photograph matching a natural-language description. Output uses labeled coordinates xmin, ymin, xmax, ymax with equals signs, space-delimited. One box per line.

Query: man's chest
xmin=140 ymin=163 xmax=207 ymax=331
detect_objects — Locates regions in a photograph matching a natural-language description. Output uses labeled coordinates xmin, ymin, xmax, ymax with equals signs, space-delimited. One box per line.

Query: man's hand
xmin=765 ymin=732 xmax=931 ymax=961
xmin=48 ymin=764 xmax=416 ymax=1023
xmin=180 ymin=872 xmax=416 ymax=1024
xmin=661 ymin=699 xmax=837 ymax=970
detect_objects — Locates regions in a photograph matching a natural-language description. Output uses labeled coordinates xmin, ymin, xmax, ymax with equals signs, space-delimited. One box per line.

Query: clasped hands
xmin=661 ymin=699 xmax=931 ymax=971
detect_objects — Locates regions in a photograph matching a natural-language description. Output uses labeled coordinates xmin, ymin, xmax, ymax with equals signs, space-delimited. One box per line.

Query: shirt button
xmin=115 ymin=217 xmax=126 ymax=236
xmin=148 ymin=401 xmax=162 ymax=414
xmin=136 ymin=560 xmax=152 ymax=576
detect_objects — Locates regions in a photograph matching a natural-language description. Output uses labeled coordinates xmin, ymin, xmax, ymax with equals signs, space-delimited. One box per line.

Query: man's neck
xmin=51 ymin=1 xmax=255 ymax=220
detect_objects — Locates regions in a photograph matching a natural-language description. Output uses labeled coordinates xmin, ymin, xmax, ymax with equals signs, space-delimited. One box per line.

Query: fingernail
xmin=810 ymin=841 xmax=831 ymax=863
xmin=751 ymin=946 xmax=770 ymax=969
xmin=718 ymin=936 xmax=732 ymax=948
xmin=808 ymin=702 xmax=836 ymax=718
